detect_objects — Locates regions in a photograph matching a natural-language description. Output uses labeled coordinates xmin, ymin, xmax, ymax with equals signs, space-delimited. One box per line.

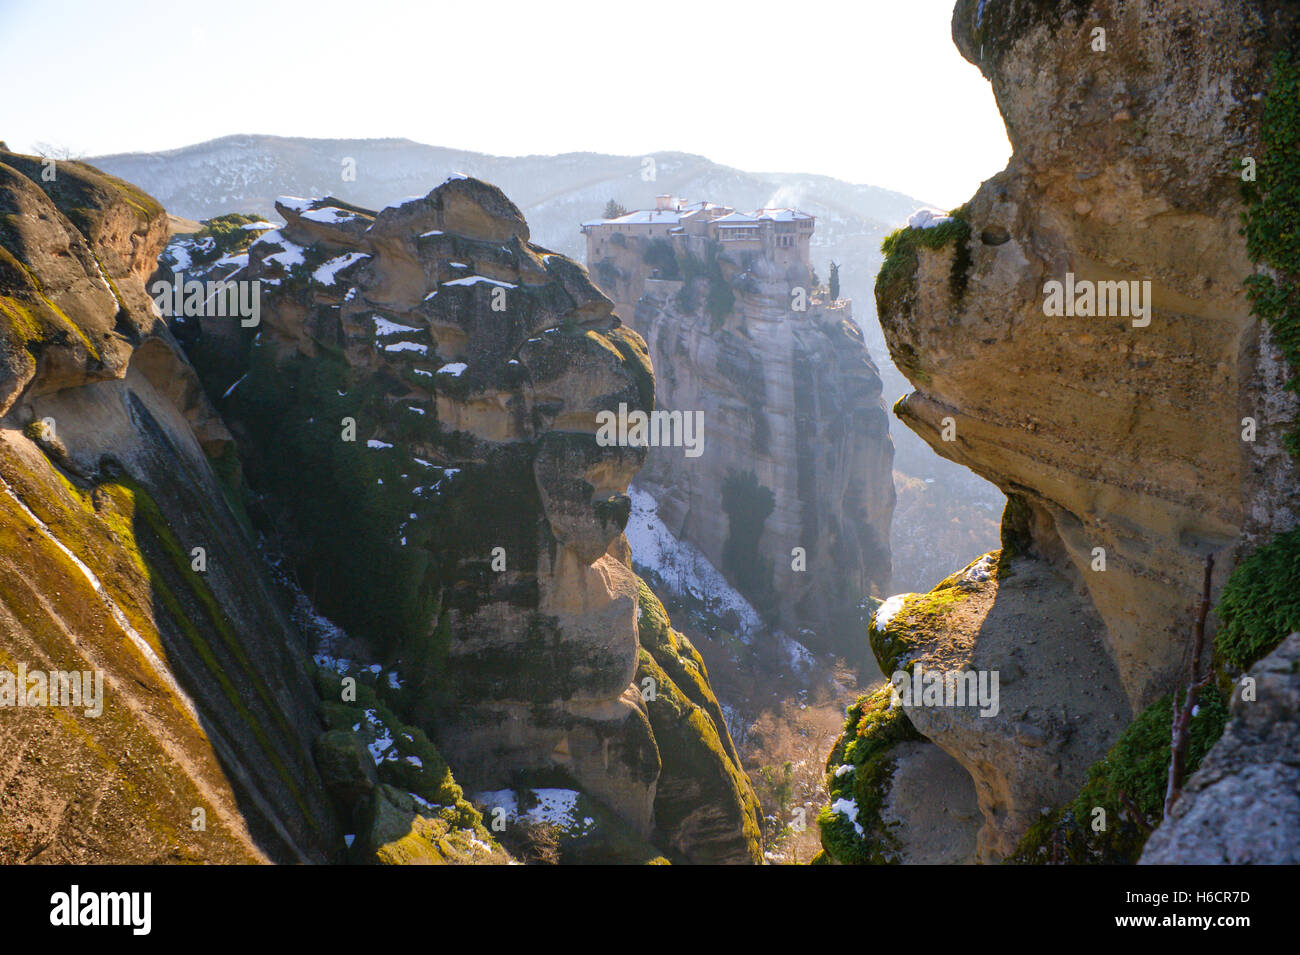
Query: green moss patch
xmin=868 ymin=582 xmax=968 ymax=676
xmin=876 ymin=205 xmax=973 ymax=317
xmin=817 ymin=683 xmax=924 ymax=864
xmin=179 ymin=212 xmax=270 ymax=268
xmin=229 ymin=344 xmax=438 ymax=653
xmin=635 ymin=579 xmax=763 ymax=863
xmin=1216 ymin=525 xmax=1300 ymax=672
xmin=1216 ymin=46 xmax=1300 ymax=675
xmin=1241 ymin=48 xmax=1300 ymax=456
xmin=1008 ymin=688 xmax=1228 ymax=864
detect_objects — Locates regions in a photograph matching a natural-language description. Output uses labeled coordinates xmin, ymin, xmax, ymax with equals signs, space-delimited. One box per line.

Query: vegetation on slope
xmin=720 ymin=468 xmax=778 ymax=623
xmin=1217 ymin=45 xmax=1300 ymax=674
xmin=636 ymin=579 xmax=764 ymax=864
xmin=1008 ymin=688 xmax=1228 ymax=864
xmin=876 ymin=205 xmax=973 ymax=311
xmin=816 ymin=683 xmax=924 ymax=865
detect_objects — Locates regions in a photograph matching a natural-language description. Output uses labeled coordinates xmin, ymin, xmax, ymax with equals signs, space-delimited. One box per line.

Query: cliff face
xmin=888 ymin=0 xmax=1299 ymax=711
xmin=599 ymin=241 xmax=894 ymax=655
xmin=186 ymin=179 xmax=760 ymax=863
xmin=0 ymin=148 xmax=337 ymax=862
xmin=823 ymin=0 xmax=1300 ymax=862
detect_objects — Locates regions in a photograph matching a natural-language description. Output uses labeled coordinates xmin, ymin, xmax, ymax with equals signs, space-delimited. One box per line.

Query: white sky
xmin=0 ymin=0 xmax=1010 ymax=208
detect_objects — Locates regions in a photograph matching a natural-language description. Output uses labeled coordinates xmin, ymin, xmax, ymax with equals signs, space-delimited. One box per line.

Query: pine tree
xmin=829 ymin=261 xmax=841 ymax=301
xmin=603 ymin=199 xmax=628 ymax=219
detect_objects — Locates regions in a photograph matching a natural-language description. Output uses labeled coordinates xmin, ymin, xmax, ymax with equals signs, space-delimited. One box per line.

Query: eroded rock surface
xmin=885 ymin=0 xmax=1300 ymax=710
xmin=194 ymin=179 xmax=759 ymax=863
xmin=876 ymin=553 xmax=1130 ymax=860
xmin=857 ymin=0 xmax=1300 ymax=860
xmin=634 ymin=273 xmax=894 ymax=653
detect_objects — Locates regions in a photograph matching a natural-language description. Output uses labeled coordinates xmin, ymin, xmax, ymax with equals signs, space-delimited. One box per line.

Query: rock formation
xmin=182 ymin=178 xmax=761 ymax=863
xmin=93 ymin=135 xmax=999 ymax=600
xmin=0 ymin=147 xmax=338 ymax=862
xmin=0 ymin=145 xmax=760 ymax=864
xmin=822 ymin=0 xmax=1300 ymax=863
xmin=589 ymin=214 xmax=895 ymax=655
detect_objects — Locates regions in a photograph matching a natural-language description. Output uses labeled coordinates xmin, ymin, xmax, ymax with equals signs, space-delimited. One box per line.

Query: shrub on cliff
xmin=231 ymin=344 xmax=437 ymax=653
xmin=720 ymin=468 xmax=778 ymax=622
xmin=670 ymin=240 xmax=734 ymax=327
xmin=641 ymin=237 xmax=680 ymax=280
xmin=1214 ymin=46 xmax=1300 ymax=677
xmin=876 ymin=204 xmax=973 ymax=313
xmin=186 ymin=212 xmax=269 ymax=267
xmin=1216 ymin=527 xmax=1300 ymax=672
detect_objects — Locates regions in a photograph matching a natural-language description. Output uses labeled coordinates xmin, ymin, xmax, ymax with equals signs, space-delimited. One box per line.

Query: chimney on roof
xmin=655 ymin=194 xmax=673 ymax=211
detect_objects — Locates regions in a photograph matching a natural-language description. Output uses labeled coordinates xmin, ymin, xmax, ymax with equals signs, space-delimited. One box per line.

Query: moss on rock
xmin=313 ymin=667 xmax=504 ymax=863
xmin=816 ymin=682 xmax=924 ymax=864
xmin=1007 ymin=687 xmax=1228 ymax=864
xmin=635 ymin=579 xmax=763 ymax=864
xmin=875 ymin=205 xmax=973 ymax=323
xmin=868 ymin=573 xmax=972 ymax=676
xmin=357 ymin=784 xmax=506 ymax=865
xmin=1216 ymin=45 xmax=1300 ymax=675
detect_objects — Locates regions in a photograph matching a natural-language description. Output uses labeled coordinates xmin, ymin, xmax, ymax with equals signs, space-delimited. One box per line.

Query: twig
xmin=1164 ymin=554 xmax=1215 ymax=817
xmin=1117 ymin=789 xmax=1152 ymax=833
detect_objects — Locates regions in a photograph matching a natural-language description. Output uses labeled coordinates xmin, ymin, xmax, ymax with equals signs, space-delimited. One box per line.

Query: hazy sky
xmin=0 ymin=0 xmax=1010 ymax=208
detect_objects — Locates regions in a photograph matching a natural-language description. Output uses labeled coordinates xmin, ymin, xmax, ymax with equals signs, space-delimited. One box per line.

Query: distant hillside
xmin=90 ymin=135 xmax=921 ymax=357
xmin=90 ymin=135 xmax=923 ymax=259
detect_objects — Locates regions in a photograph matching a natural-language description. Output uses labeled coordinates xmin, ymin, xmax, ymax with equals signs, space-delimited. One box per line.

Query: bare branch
xmin=1164 ymin=554 xmax=1215 ymax=817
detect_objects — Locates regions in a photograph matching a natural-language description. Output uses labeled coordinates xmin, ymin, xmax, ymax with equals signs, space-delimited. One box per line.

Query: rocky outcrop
xmin=818 ymin=681 xmax=981 ymax=865
xmin=190 ymin=179 xmax=759 ymax=863
xmin=886 ymin=0 xmax=1300 ymax=711
xmin=0 ymin=148 xmax=337 ymax=862
xmin=1140 ymin=632 xmax=1300 ymax=864
xmin=847 ymin=0 xmax=1300 ymax=861
xmin=626 ymin=252 xmax=894 ymax=654
xmin=871 ymin=553 xmax=1130 ymax=861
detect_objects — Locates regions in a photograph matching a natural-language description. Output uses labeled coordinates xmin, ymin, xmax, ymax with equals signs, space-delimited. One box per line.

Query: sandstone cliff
xmin=596 ymin=233 xmax=895 ymax=657
xmin=178 ymin=179 xmax=760 ymax=863
xmin=0 ymin=147 xmax=338 ymax=862
xmin=821 ymin=0 xmax=1300 ymax=863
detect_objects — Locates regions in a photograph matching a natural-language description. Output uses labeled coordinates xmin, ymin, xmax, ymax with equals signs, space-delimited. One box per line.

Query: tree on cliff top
xmin=603 ymin=199 xmax=628 ymax=219
xmin=829 ymin=261 xmax=841 ymax=300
